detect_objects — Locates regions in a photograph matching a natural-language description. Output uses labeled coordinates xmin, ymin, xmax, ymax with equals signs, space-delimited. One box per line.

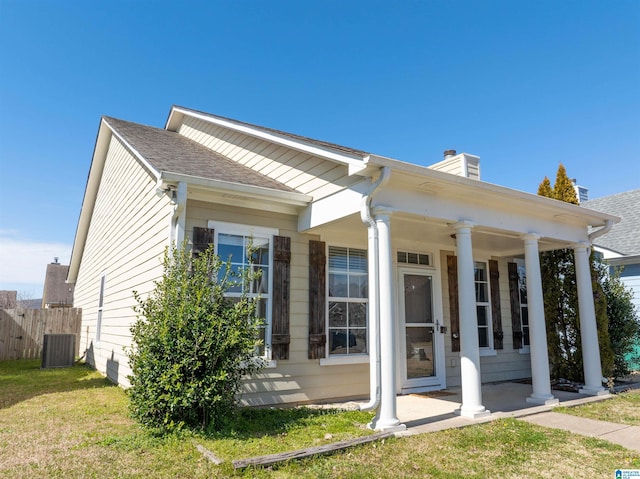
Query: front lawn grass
xmin=555 ymin=388 xmax=640 ymax=426
xmin=1 ymin=359 xmax=638 ymax=478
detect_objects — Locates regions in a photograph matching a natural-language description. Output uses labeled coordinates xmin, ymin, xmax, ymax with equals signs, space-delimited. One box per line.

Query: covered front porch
xmin=390 ymin=381 xmax=609 ymax=435
xmin=300 ymin=162 xmax=617 ymax=431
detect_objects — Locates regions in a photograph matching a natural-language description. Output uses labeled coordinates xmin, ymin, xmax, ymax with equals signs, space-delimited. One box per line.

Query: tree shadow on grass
xmin=0 ymin=358 xmax=116 ymax=410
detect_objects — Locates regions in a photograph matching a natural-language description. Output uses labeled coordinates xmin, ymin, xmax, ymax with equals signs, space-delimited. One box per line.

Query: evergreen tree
xmin=537 ymin=163 xmax=614 ymax=381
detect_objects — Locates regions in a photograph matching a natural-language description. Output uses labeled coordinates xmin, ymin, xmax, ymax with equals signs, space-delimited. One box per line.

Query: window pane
xmin=521 ymin=307 xmax=529 ymax=326
xmin=478 ymin=327 xmax=489 ymax=348
xmin=477 ymin=305 xmax=488 ymax=326
xmin=329 ymin=247 xmax=348 ymax=270
xmin=218 ymin=234 xmax=244 ymax=262
xmin=348 ymin=249 xmax=367 ymax=273
xmin=329 ymin=273 xmax=348 ymax=297
xmin=475 ymin=282 xmax=488 ymax=303
xmin=349 ymin=274 xmax=368 ymax=298
xmin=350 ymin=329 xmax=367 ymax=354
xmin=252 ymin=266 xmax=268 ymax=294
xmin=349 ymin=303 xmax=367 ymax=327
xmin=474 ymin=262 xmax=487 ymax=282
xmin=250 ymin=237 xmax=269 ymax=266
xmin=329 ymin=302 xmax=347 ymax=327
xmin=329 ymin=329 xmax=352 ymax=354
xmin=407 ymin=252 xmax=418 ymax=264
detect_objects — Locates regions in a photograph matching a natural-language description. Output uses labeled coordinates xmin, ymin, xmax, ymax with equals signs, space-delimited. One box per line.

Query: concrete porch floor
xmin=361 ymin=382 xmax=615 ymax=437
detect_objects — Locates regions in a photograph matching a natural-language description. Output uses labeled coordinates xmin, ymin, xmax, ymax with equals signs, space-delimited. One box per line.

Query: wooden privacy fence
xmin=0 ymin=308 xmax=82 ymax=361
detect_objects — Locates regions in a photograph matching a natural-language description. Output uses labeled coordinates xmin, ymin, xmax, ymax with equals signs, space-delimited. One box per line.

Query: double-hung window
xmin=209 ymin=221 xmax=277 ymax=359
xmin=474 ymin=261 xmax=492 ymax=349
xmin=327 ymin=246 xmax=368 ymax=356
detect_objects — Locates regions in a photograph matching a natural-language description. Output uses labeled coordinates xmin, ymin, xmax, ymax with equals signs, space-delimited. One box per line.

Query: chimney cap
xmin=444 ymin=149 xmax=457 ymax=158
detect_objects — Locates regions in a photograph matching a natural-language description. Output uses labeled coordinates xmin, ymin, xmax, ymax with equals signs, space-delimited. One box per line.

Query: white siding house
xmin=69 ymin=106 xmax=619 ymax=430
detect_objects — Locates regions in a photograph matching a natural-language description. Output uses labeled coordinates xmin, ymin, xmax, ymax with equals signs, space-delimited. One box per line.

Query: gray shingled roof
xmin=583 ymin=189 xmax=640 ymax=255
xmin=104 ymin=117 xmax=295 ymax=192
xmin=172 ymin=105 xmax=370 ymax=158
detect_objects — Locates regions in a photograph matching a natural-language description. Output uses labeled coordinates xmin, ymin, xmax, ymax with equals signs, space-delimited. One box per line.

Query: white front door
xmin=398 ymin=268 xmax=445 ymax=392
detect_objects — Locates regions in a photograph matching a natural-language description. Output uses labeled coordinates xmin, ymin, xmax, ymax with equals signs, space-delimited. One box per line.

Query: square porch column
xmin=523 ymin=234 xmax=558 ymax=405
xmin=453 ymin=221 xmax=490 ymax=419
xmin=574 ymin=242 xmax=608 ymax=396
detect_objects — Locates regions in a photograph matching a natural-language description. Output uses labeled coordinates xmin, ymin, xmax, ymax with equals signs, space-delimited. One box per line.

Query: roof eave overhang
xmin=167 ymin=105 xmax=369 ymax=172
xmin=160 ymin=172 xmax=312 ymax=207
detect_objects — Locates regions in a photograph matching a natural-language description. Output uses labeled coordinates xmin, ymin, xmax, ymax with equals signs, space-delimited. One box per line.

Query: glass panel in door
xmin=403 ymin=274 xmax=435 ymax=379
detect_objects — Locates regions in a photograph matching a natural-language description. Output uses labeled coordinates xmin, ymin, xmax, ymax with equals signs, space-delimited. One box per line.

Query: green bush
xmin=127 ymin=242 xmax=265 ymax=433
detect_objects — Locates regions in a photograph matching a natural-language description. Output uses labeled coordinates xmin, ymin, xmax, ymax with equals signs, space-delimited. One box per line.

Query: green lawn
xmin=1 ymin=359 xmax=638 ymax=478
xmin=555 ymin=387 xmax=640 ymax=426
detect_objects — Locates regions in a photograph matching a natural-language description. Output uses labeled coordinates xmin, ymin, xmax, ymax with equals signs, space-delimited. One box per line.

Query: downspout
xmin=170 ymin=182 xmax=188 ymax=245
xmin=359 ymin=166 xmax=391 ymax=412
xmin=588 ymin=219 xmax=613 ymax=244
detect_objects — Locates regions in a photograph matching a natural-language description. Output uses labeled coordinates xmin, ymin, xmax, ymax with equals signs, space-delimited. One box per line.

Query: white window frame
xmin=324 ymin=245 xmax=369 ymax=362
xmin=474 ymin=260 xmax=494 ymax=352
xmin=96 ymin=273 xmax=106 ymax=343
xmin=207 ymin=221 xmax=278 ymax=362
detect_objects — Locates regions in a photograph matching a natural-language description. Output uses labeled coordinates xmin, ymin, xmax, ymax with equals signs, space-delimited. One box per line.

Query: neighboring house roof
xmin=42 ymin=263 xmax=74 ymax=307
xmin=104 ymin=117 xmax=295 ymax=193
xmin=583 ymin=189 xmax=640 ymax=256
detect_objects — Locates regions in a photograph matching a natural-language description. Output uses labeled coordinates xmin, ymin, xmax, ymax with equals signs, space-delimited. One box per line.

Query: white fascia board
xmin=68 ymin=120 xmax=112 ymax=282
xmin=298 ymin=179 xmax=370 ymax=232
xmin=160 ymin=172 xmax=312 ymax=206
xmin=169 ymin=106 xmax=367 ymax=169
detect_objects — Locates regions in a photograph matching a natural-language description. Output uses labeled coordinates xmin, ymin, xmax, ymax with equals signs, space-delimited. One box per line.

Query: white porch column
xmin=372 ymin=210 xmax=405 ymax=431
xmin=453 ymin=221 xmax=490 ymax=419
xmin=523 ymin=234 xmax=558 ymax=405
xmin=574 ymin=242 xmax=608 ymax=396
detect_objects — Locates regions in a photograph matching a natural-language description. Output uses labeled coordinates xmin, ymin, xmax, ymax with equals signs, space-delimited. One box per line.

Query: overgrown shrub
xmin=126 ymin=242 xmax=264 ymax=433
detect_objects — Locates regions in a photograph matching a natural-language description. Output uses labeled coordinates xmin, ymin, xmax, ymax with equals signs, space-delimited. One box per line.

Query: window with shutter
xmin=327 ymin=246 xmax=368 ymax=356
xmin=205 ymin=221 xmax=279 ymax=360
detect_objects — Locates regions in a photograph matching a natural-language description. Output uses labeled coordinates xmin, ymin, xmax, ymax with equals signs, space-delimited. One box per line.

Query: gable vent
xmin=397 ymin=251 xmax=431 ymax=266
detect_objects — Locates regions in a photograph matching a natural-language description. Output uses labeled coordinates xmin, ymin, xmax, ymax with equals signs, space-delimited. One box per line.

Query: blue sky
xmin=0 ymin=0 xmax=639 ymax=297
